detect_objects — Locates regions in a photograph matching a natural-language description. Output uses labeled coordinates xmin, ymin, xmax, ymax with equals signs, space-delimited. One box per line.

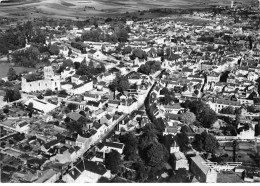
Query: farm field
xmin=0 ymin=0 xmax=258 ymax=21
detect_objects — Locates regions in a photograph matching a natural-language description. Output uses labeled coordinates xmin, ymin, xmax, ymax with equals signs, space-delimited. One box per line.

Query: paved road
xmin=60 ymin=70 xmax=165 ymax=181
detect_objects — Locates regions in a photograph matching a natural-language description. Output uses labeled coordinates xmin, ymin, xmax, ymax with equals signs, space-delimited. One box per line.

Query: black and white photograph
xmin=0 ymin=0 xmax=260 ymax=183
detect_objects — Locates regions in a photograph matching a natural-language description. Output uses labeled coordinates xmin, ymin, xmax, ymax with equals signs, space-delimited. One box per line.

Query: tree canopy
xmin=4 ymin=89 xmax=21 ymax=102
xmin=109 ymin=74 xmax=130 ymax=95
xmin=7 ymin=67 xmax=17 ymax=81
xmin=188 ymin=100 xmax=218 ymax=128
xmin=179 ymin=111 xmax=196 ymax=125
xmin=145 ymin=142 xmax=169 ymax=168
xmin=192 ymin=131 xmax=219 ymax=154
xmin=67 ymin=103 xmax=78 ymax=111
xmin=49 ymin=44 xmax=60 ymax=55
xmin=104 ymin=150 xmax=122 ymax=174
xmin=119 ymin=132 xmax=138 ymax=161
xmin=219 ymin=106 xmax=235 ymax=115
xmin=137 ymin=61 xmax=161 ymax=75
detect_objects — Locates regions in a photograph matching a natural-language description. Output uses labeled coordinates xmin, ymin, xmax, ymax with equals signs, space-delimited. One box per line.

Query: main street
xmin=61 ymin=69 xmax=164 ymax=180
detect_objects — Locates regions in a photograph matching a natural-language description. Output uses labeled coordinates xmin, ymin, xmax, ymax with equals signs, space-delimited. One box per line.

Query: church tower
xmin=44 ymin=66 xmax=55 ymax=80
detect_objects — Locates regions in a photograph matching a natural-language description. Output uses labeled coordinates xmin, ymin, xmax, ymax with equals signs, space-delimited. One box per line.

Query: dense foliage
xmin=138 ymin=61 xmax=161 ymax=75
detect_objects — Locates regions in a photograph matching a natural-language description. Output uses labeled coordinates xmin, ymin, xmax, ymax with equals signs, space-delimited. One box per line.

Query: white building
xmin=24 ymin=98 xmax=59 ymax=114
xmin=172 ymin=151 xmax=189 ymax=170
xmin=63 ymin=161 xmax=111 ymax=183
xmin=22 ymin=66 xmax=61 ymax=93
xmin=207 ymin=99 xmax=241 ymax=113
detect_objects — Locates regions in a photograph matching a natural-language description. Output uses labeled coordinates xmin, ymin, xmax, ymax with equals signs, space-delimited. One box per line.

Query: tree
xmin=49 ymin=44 xmax=60 ymax=55
xmin=96 ymin=63 xmax=106 ymax=74
xmin=62 ymin=59 xmax=74 ymax=69
xmin=105 ymin=150 xmax=122 ymax=174
xmin=13 ymin=133 xmax=25 ymax=141
xmin=122 ymin=46 xmax=132 ymax=55
xmin=45 ymin=89 xmax=53 ymax=96
xmin=116 ymin=28 xmax=129 ymax=43
xmin=160 ymin=87 xmax=169 ymax=96
xmin=37 ymin=94 xmax=44 ymax=99
xmin=134 ymin=161 xmax=148 ymax=182
xmin=179 ymin=111 xmax=196 ymax=125
xmin=198 ymin=108 xmax=218 ymax=128
xmin=7 ymin=67 xmax=17 ymax=81
xmin=202 ymin=132 xmax=219 ymax=154
xmin=79 ymin=110 xmax=86 ymax=117
xmin=76 ymin=63 xmax=92 ymax=78
xmin=138 ymin=64 xmax=150 ymax=75
xmin=189 ymin=100 xmax=207 ymax=116
xmin=194 ymin=89 xmax=199 ymax=96
xmin=219 ymin=106 xmax=235 ymax=115
xmin=188 ymin=100 xmax=217 ymax=128
xmin=255 ymin=122 xmax=260 ymax=136
xmin=74 ymin=62 xmax=81 ymax=70
xmin=67 ymin=103 xmax=78 ymax=111
xmin=27 ymin=102 xmax=34 ymax=112
xmin=66 ymin=120 xmax=82 ymax=133
xmin=117 ymin=77 xmax=130 ymax=93
xmin=137 ymin=61 xmax=161 ymax=75
xmin=68 ymin=48 xmax=72 ymax=57
xmin=4 ymin=89 xmax=21 ymax=102
xmin=59 ymin=89 xmax=67 ymax=95
xmin=235 ymin=108 xmax=242 ymax=126
xmin=120 ymin=132 xmax=138 ymax=161
xmin=145 ymin=142 xmax=169 ymax=169
xmin=131 ymin=49 xmax=147 ymax=59
xmin=3 ymin=107 xmax=9 ymax=114
xmin=0 ymin=114 xmax=5 ymax=121
xmin=181 ymin=100 xmax=191 ymax=108
xmin=182 ymin=84 xmax=188 ymax=92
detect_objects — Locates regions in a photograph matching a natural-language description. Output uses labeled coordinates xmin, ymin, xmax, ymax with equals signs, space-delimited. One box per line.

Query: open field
xmin=0 ymin=0 xmax=258 ymax=21
xmin=0 ymin=63 xmax=35 ymax=79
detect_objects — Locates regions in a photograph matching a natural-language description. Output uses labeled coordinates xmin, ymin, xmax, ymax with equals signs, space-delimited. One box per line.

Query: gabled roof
xmin=103 ymin=142 xmax=124 ymax=149
xmin=105 ymin=114 xmax=112 ymax=120
xmin=72 ymin=74 xmax=80 ymax=78
xmin=93 ymin=121 xmax=102 ymax=129
xmin=19 ymin=121 xmax=29 ymax=128
xmin=79 ymin=75 xmax=89 ymax=81
xmin=86 ymin=100 xmax=100 ymax=107
xmin=67 ymin=112 xmax=83 ymax=121
xmin=173 ymin=151 xmax=187 ymax=161
xmin=69 ymin=167 xmax=81 ymax=180
xmin=83 ymin=161 xmax=107 ymax=175
xmin=96 ymin=143 xmax=105 ymax=150
xmin=107 ymin=99 xmax=121 ymax=105
xmin=88 ymin=49 xmax=97 ymax=54
xmin=191 ymin=155 xmax=211 ymax=175
xmin=65 ymin=137 xmax=77 ymax=142
xmin=215 ymin=99 xmax=240 ymax=106
xmin=43 ymin=139 xmax=60 ymax=150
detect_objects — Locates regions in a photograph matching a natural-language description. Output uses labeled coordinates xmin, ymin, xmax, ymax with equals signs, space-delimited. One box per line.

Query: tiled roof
xmin=67 ymin=112 xmax=82 ymax=121
xmin=215 ymin=99 xmax=240 ymax=106
xmin=69 ymin=167 xmax=81 ymax=180
xmin=191 ymin=155 xmax=210 ymax=175
xmin=86 ymin=101 xmax=100 ymax=107
xmin=43 ymin=139 xmax=60 ymax=150
xmin=173 ymin=151 xmax=187 ymax=161
xmin=84 ymin=161 xmax=107 ymax=175
xmin=103 ymin=142 xmax=124 ymax=149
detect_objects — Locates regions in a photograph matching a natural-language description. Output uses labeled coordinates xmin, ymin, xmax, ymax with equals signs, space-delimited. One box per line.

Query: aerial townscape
xmin=0 ymin=0 xmax=260 ymax=183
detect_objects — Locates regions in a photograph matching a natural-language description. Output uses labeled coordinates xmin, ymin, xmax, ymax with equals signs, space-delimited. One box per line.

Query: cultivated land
xmin=0 ymin=0 xmax=257 ymax=21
